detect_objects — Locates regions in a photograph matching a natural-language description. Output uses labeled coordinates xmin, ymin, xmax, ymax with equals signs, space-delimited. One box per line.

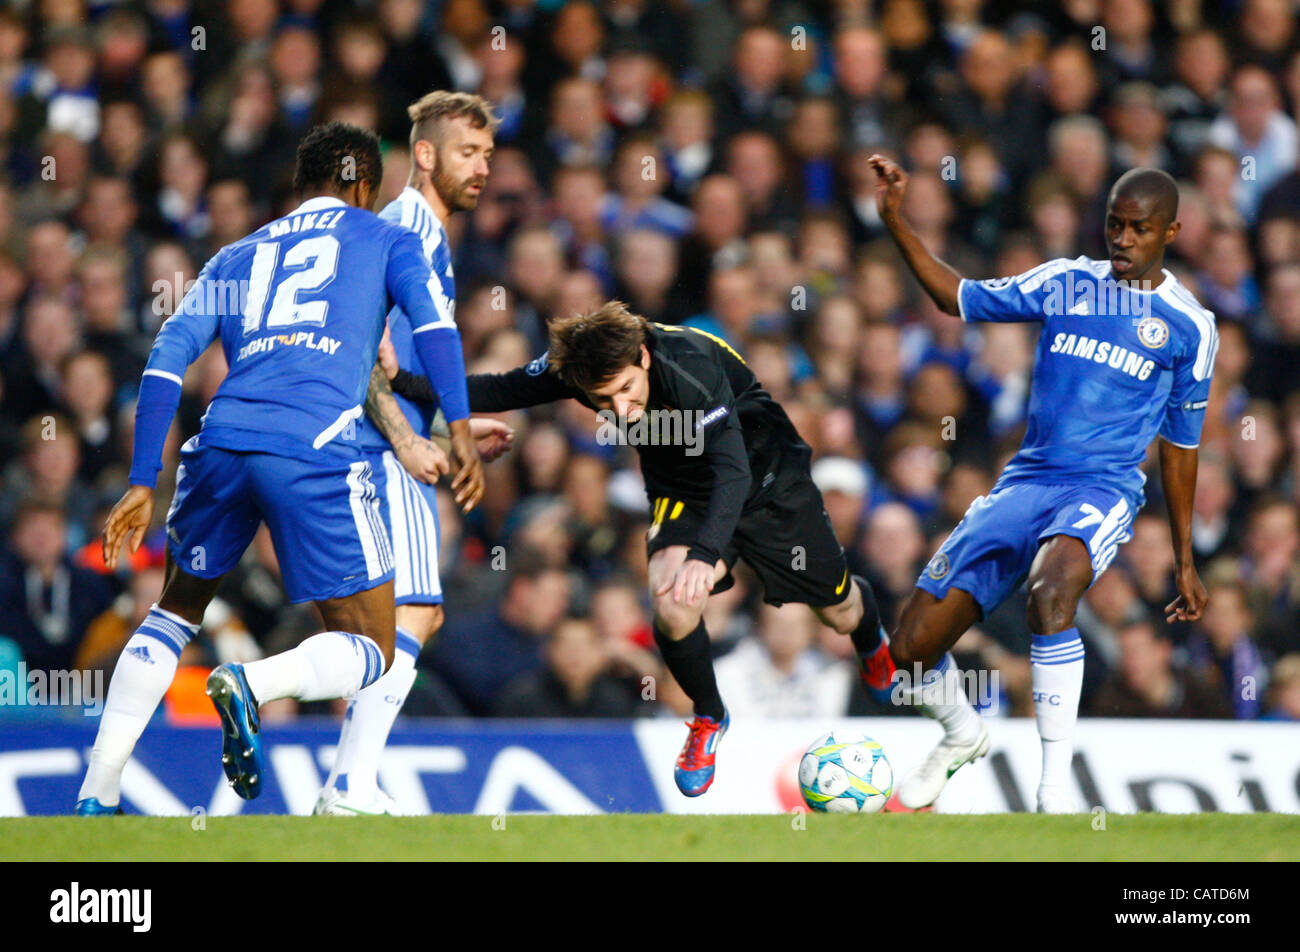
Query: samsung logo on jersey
xmin=1049 ymin=333 xmax=1155 ymax=381
xmin=267 ymin=210 xmax=345 ymax=238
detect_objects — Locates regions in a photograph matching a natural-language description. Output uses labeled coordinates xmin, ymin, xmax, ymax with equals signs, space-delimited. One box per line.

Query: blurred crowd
xmin=1 ymin=0 xmax=1299 ymax=725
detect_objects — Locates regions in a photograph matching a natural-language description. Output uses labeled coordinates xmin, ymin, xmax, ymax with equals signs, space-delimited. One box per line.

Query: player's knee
xmin=651 ymin=598 xmax=701 ymax=639
xmin=398 ymin=603 xmax=443 ymax=645
xmin=1026 ymin=576 xmax=1080 ymax=633
xmin=378 ymin=638 xmax=395 ymax=673
xmin=888 ymin=617 xmax=926 ymax=668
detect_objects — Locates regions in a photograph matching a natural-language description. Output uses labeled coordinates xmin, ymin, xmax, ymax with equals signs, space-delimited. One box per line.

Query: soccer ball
xmin=798 ymin=731 xmax=893 ymax=813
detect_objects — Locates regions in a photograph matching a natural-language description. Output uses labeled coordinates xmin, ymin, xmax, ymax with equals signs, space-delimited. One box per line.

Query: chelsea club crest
xmin=1136 ymin=316 xmax=1169 ymax=349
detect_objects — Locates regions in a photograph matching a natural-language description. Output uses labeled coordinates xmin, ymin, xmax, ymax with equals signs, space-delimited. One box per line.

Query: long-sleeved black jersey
xmin=392 ymin=322 xmax=812 ymax=567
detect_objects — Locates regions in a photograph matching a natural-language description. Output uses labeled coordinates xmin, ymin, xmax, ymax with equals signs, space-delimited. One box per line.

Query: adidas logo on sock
xmin=127 ymin=645 xmax=154 ymax=664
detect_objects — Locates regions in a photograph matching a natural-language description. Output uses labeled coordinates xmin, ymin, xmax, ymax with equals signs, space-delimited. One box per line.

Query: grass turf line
xmin=3 ymin=813 xmax=1298 ymax=861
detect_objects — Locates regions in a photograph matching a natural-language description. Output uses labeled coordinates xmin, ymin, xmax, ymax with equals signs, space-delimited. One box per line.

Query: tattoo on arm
xmin=365 ymin=361 xmax=417 ymax=449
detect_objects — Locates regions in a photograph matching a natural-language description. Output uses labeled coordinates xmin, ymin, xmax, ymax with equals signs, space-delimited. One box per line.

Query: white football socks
xmin=902 ymin=653 xmax=984 ymax=745
xmin=241 ymin=630 xmax=386 ymax=704
xmin=328 ymin=627 xmax=420 ymax=800
xmin=78 ymin=606 xmax=197 ymax=807
xmin=1030 ymin=628 xmax=1085 ymax=790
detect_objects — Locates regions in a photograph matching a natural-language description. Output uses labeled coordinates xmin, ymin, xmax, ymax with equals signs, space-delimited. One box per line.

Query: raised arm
xmin=870 ymin=153 xmax=965 ymax=316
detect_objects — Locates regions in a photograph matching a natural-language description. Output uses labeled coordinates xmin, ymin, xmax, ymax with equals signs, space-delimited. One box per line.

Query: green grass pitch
xmin=4 ymin=813 xmax=1299 ymax=861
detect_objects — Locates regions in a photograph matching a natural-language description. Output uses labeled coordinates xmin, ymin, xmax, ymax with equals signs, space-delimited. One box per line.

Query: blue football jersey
xmin=357 ymin=186 xmax=457 ymax=451
xmin=144 ymin=196 xmax=448 ymax=462
xmin=958 ymin=256 xmax=1219 ymax=499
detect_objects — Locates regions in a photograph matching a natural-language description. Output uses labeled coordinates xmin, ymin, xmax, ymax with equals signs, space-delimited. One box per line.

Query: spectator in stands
xmin=1263 ymin=654 xmax=1300 ymax=720
xmin=714 ymin=602 xmax=853 ymax=718
xmin=423 ymin=550 xmax=571 ymax=716
xmin=496 ymin=617 xmax=640 ymax=718
xmin=1089 ymin=614 xmax=1232 ymax=718
xmin=0 ymin=498 xmax=115 ymax=672
xmin=1186 ymin=575 xmax=1269 ymax=718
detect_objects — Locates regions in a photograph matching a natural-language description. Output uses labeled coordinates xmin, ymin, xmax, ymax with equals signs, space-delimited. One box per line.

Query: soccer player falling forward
xmin=315 ymin=92 xmax=514 ymax=817
xmin=385 ymin=302 xmax=897 ymax=797
xmin=870 ymin=155 xmax=1216 ymax=812
xmin=75 ymin=122 xmax=485 ymax=814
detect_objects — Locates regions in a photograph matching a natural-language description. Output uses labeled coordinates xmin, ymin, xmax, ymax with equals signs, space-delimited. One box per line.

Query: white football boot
xmin=896 ymin=722 xmax=991 ymax=809
xmin=1036 ymin=785 xmax=1085 ymax=814
xmin=313 ymin=786 xmax=402 ymax=816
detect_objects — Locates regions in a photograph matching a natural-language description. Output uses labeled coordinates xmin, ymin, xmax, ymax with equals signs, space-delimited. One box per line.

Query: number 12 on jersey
xmin=242 ymin=235 xmax=341 ymax=335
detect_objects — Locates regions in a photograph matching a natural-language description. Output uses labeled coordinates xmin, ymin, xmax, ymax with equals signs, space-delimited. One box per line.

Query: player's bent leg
xmin=648 ymin=545 xmax=730 ymax=796
xmin=891 ymin=587 xmax=991 ymax=809
xmin=1026 ymin=535 xmax=1094 ymax=814
xmin=317 ymin=602 xmax=442 ymax=815
xmin=77 ymin=557 xmax=223 ymax=814
xmin=813 ymin=573 xmax=896 ymax=704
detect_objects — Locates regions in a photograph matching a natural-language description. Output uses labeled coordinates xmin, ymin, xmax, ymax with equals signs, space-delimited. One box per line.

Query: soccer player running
xmin=870 ymin=155 xmax=1216 ymax=812
xmin=314 ymin=92 xmax=513 ymax=816
xmin=75 ymin=122 xmax=485 ymax=813
xmin=386 ymin=302 xmax=897 ymax=796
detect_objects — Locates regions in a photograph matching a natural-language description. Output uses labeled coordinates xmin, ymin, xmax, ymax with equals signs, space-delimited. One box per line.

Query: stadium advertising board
xmin=0 ymin=719 xmax=1295 ymax=816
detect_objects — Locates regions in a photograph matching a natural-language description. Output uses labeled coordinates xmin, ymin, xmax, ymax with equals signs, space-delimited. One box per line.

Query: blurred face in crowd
xmin=727 ymin=133 xmax=784 ymax=206
xmin=510 ymin=568 xmax=572 ymax=636
xmin=1200 ymin=584 xmax=1251 ymax=652
xmin=271 ymin=26 xmax=321 ymax=87
xmin=1085 ymin=567 xmax=1139 ymax=627
xmin=812 ymin=296 xmax=861 ymax=356
xmin=1228 ymin=67 xmax=1279 ymax=143
xmin=551 ymin=78 xmax=604 ymax=141
xmin=553 ymin=270 xmax=605 ymax=324
xmin=591 ymin=583 xmax=645 ymax=645
xmin=24 ymin=298 xmax=79 ymax=367
xmin=547 ymin=619 xmax=606 ymax=695
xmin=230 ymin=0 xmax=279 ymax=43
xmin=613 ymin=140 xmax=664 ymax=201
xmin=692 ymin=175 xmax=746 ymax=248
xmin=1118 ymin=621 xmax=1171 ymax=691
xmin=552 ymin=1 xmax=603 ymax=68
xmin=709 ymin=266 xmax=761 ymax=334
xmin=962 ymin=31 xmax=1016 ymax=104
xmin=749 ymin=232 xmax=798 ymax=298
xmin=758 ymin=602 xmax=815 ymax=668
xmin=563 ymin=454 xmax=609 ymax=525
xmin=1105 ymin=0 xmax=1154 ymax=47
xmin=1266 ymin=265 xmax=1300 ymax=341
xmin=27 ymin=221 xmax=76 ymax=290
xmin=62 ymin=351 xmax=113 ymax=421
xmin=509 ymin=228 xmax=565 ymax=303
xmin=1050 ymin=121 xmax=1109 ymax=196
xmin=335 ymin=24 xmax=386 ymax=81
xmin=79 ymin=256 xmax=128 ymax=331
xmin=618 ymin=229 xmax=677 ymax=302
xmin=661 ymin=96 xmax=712 ymax=150
xmin=207 ymin=180 xmax=254 ymax=245
xmin=862 ymin=502 xmax=924 ymax=578
xmin=160 ymin=136 xmax=207 ymax=203
xmin=12 ymin=509 xmax=67 ymax=571
xmin=1241 ymin=0 xmax=1295 ymax=57
xmin=734 ymin=27 xmax=786 ymax=94
xmin=1246 ymin=502 xmax=1299 ymax=565
xmin=832 ymin=27 xmax=886 ymax=99
xmin=553 ymin=166 xmax=605 ymax=231
xmin=1046 ymin=43 xmax=1098 ymax=114
xmin=1192 ymin=455 xmax=1235 ymax=521
xmin=1175 ymin=31 xmax=1229 ymax=100
xmin=81 ymin=177 xmax=137 ymax=243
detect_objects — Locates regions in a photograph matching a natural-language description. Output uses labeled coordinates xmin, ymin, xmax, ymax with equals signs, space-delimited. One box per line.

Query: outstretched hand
xmin=868 ymin=153 xmax=909 ymax=221
xmin=102 ymin=485 xmax=154 ymax=571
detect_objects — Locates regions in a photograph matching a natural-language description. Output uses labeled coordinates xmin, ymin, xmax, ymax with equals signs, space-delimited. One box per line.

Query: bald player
xmin=870 ymin=159 xmax=1218 ymax=812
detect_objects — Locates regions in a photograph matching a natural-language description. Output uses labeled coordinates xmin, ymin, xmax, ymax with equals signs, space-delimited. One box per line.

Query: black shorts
xmin=645 ymin=471 xmax=852 ymax=608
